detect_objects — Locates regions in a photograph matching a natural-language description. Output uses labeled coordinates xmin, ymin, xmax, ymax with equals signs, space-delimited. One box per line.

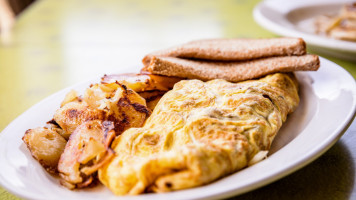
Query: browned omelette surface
xmin=99 ymin=73 xmax=300 ymax=195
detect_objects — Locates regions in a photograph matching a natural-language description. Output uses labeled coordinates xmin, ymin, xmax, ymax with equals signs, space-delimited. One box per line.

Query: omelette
xmin=99 ymin=72 xmax=299 ymax=195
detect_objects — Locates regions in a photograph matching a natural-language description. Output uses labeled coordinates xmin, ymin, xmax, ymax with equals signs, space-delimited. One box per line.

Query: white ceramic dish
xmin=0 ymin=57 xmax=355 ymax=200
xmin=253 ymin=0 xmax=356 ymax=61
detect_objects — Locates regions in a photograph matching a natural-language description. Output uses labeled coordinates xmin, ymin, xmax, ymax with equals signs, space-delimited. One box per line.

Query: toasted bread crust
xmin=144 ymin=55 xmax=319 ymax=82
xmin=142 ymin=37 xmax=306 ymax=67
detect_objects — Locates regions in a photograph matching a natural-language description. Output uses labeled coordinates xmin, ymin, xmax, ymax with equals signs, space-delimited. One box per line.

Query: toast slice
xmin=142 ymin=37 xmax=306 ymax=67
xmin=142 ymin=55 xmax=319 ymax=82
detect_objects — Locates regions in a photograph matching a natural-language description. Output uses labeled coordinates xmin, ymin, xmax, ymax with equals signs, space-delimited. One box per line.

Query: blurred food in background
xmin=314 ymin=2 xmax=356 ymax=41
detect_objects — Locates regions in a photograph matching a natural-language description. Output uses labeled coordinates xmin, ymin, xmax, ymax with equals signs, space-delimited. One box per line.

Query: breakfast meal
xmin=314 ymin=2 xmax=356 ymax=41
xmin=22 ymin=37 xmax=320 ymax=195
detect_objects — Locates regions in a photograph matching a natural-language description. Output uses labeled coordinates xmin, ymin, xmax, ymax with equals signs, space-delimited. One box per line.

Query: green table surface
xmin=1 ymin=0 xmax=355 ymax=199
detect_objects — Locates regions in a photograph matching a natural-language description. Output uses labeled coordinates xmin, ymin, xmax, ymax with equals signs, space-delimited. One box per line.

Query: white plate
xmin=253 ymin=0 xmax=356 ymax=61
xmin=0 ymin=57 xmax=355 ymax=200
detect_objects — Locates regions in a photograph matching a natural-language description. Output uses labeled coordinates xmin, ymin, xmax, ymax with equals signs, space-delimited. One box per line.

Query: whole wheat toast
xmin=143 ymin=37 xmax=306 ymax=67
xmin=142 ymin=55 xmax=319 ymax=82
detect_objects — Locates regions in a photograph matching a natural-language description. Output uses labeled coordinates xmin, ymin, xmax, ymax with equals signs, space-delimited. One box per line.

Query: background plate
xmin=0 ymin=57 xmax=355 ymax=200
xmin=253 ymin=0 xmax=356 ymax=61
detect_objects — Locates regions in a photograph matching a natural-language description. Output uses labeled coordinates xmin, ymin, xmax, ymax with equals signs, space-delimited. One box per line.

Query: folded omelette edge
xmin=98 ymin=72 xmax=300 ymax=195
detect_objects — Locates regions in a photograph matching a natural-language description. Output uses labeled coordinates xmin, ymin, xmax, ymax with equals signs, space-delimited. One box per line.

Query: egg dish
xmin=99 ymin=72 xmax=299 ymax=195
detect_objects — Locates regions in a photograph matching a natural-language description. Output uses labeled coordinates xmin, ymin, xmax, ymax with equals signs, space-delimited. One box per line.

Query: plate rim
xmin=0 ymin=57 xmax=356 ymax=200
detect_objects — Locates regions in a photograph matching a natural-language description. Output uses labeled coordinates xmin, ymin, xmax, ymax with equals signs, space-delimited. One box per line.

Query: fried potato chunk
xmin=54 ymin=82 xmax=150 ymax=139
xmin=60 ymin=90 xmax=80 ymax=107
xmin=23 ymin=126 xmax=67 ymax=173
xmin=101 ymin=73 xmax=183 ymax=110
xmin=54 ymin=102 xmax=106 ymax=139
xmin=83 ymin=82 xmax=150 ymax=133
xmin=101 ymin=73 xmax=182 ymax=92
xmin=58 ymin=120 xmax=116 ymax=189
